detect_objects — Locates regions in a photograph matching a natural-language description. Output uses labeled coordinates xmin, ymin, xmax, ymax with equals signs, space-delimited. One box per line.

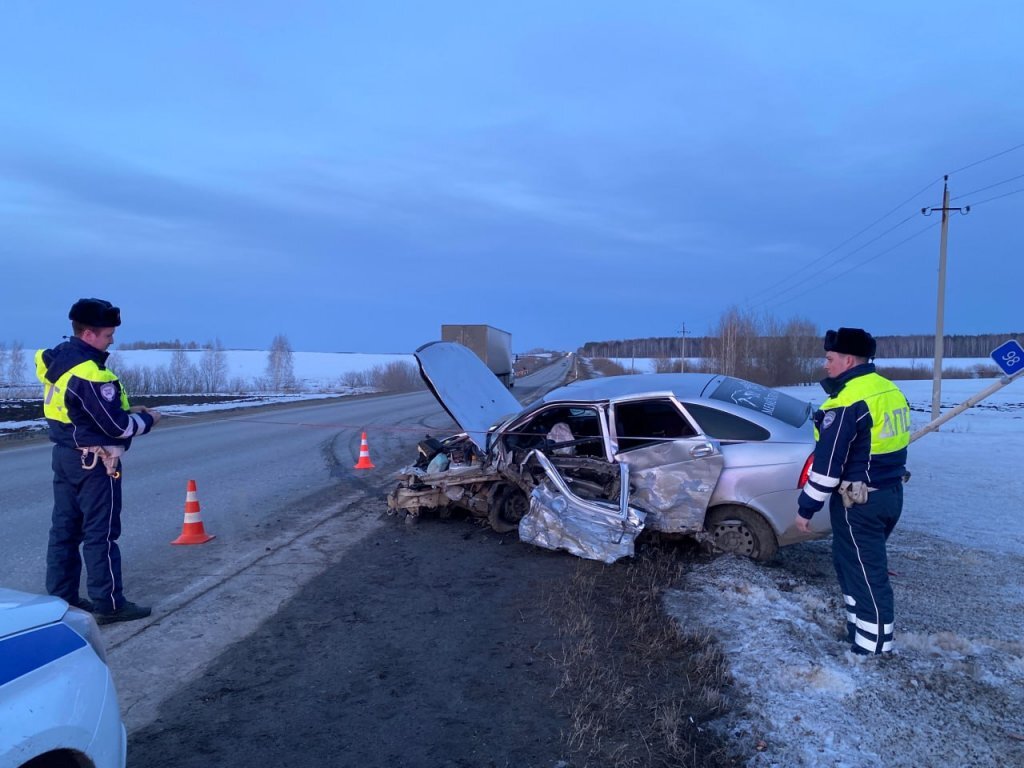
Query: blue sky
xmin=2 ymin=2 xmax=1022 ymax=353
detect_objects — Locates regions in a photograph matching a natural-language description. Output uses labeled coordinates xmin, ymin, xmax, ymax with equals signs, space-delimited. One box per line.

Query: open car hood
xmin=415 ymin=341 xmax=522 ymax=451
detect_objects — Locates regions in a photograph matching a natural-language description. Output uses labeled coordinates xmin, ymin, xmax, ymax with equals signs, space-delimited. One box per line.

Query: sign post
xmin=990 ymin=339 xmax=1024 ymax=377
xmin=910 ymin=338 xmax=1024 ymax=443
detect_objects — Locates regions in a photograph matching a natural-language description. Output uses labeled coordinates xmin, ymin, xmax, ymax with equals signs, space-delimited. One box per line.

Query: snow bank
xmin=665 ymin=377 xmax=1024 ymax=767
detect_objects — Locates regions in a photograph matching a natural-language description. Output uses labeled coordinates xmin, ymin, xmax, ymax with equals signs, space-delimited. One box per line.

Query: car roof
xmin=541 ymin=373 xmax=722 ymax=403
xmin=533 ymin=372 xmax=812 ymax=437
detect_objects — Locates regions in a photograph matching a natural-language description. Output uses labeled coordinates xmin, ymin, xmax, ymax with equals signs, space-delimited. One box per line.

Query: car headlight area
xmin=0 ymin=589 xmax=127 ymax=768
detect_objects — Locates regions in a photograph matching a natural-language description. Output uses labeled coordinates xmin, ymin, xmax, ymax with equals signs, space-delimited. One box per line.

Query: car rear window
xmin=706 ymin=377 xmax=811 ymax=428
xmin=683 ymin=403 xmax=771 ymax=441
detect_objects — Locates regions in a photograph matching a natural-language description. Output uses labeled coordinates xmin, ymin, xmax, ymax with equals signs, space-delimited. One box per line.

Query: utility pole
xmin=679 ymin=322 xmax=688 ymax=372
xmin=921 ymin=175 xmax=970 ymax=422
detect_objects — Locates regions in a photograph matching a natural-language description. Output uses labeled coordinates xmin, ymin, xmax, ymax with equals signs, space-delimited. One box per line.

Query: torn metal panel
xmin=518 ymin=452 xmax=645 ymax=564
xmin=388 ymin=463 xmax=503 ymax=516
xmin=616 ymin=439 xmax=724 ymax=533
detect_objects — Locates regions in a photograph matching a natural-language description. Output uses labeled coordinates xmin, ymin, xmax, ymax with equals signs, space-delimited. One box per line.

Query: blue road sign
xmin=990 ymin=339 xmax=1024 ymax=377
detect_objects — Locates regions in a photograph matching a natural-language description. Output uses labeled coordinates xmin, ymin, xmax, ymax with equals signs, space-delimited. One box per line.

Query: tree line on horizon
xmin=580 ymin=331 xmax=1021 ymax=360
xmin=577 ymin=307 xmax=1016 ymax=386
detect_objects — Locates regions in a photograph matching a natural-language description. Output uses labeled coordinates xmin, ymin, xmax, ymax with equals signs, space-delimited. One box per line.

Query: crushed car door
xmin=610 ymin=395 xmax=724 ymax=533
xmin=518 ymin=452 xmax=645 ymax=564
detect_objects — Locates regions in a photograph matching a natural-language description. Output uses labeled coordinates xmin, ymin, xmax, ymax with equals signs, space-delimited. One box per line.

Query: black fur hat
xmin=69 ymin=298 xmax=121 ymax=328
xmin=824 ymin=327 xmax=875 ymax=359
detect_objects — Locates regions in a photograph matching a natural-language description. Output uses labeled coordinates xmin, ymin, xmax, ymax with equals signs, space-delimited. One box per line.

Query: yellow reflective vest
xmin=36 ymin=350 xmax=130 ymax=424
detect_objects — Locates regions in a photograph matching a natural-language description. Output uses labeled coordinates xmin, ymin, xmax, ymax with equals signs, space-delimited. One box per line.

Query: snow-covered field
xmin=3 ymin=348 xmax=416 ymax=392
xmin=666 ymin=376 xmax=1024 ymax=767
xmin=108 ymin=349 xmax=416 ymax=390
xmin=0 ymin=349 xmax=418 ymax=433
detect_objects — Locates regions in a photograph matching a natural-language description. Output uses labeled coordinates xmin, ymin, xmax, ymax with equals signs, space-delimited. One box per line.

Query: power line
xmin=721 ymin=141 xmax=1023 ymax=332
xmin=748 ymin=142 xmax=1023 ymax=309
xmin=947 ymin=140 xmax=1024 ymax=176
xmin=743 ymin=142 xmax=1022 ymax=312
xmin=969 ymin=186 xmax=1024 ymax=207
xmin=747 ymin=211 xmax=920 ymax=311
xmin=756 ymin=220 xmax=941 ymax=312
xmin=951 ymin=171 xmax=1024 ymax=201
xmin=742 ymin=177 xmax=942 ymax=305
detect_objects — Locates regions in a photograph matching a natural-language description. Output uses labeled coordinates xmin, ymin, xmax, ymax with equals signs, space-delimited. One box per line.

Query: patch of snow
xmin=666 ymin=376 xmax=1024 ymax=767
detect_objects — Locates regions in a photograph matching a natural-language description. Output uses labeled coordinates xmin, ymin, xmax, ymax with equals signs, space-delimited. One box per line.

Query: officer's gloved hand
xmin=839 ymin=481 xmax=868 ymax=508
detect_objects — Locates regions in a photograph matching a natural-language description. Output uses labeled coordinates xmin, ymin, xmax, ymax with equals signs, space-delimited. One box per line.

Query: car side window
xmin=682 ymin=402 xmax=770 ymax=442
xmin=507 ymin=405 xmax=605 ymax=458
xmin=614 ymin=398 xmax=696 ymax=452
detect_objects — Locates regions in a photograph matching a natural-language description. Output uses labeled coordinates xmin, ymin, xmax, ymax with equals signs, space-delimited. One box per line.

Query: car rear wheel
xmin=704 ymin=505 xmax=778 ymax=562
xmin=489 ymin=485 xmax=528 ymax=533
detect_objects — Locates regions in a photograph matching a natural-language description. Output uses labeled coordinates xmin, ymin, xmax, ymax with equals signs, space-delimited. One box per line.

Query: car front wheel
xmin=489 ymin=485 xmax=528 ymax=533
xmin=704 ymin=505 xmax=778 ymax=562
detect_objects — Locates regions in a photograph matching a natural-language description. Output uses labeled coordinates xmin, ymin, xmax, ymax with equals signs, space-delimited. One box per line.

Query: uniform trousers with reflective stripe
xmin=47 ymin=444 xmax=124 ymax=613
xmin=829 ymin=483 xmax=902 ymax=654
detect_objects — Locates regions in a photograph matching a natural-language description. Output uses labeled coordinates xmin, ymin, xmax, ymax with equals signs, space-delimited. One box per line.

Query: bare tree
xmin=784 ymin=318 xmax=821 ymax=384
xmin=199 ymin=339 xmax=229 ymax=393
xmin=0 ymin=342 xmax=8 ymax=387
xmin=7 ymin=341 xmax=25 ymax=386
xmin=757 ymin=316 xmax=819 ymax=386
xmin=169 ymin=349 xmax=199 ymax=393
xmin=707 ymin=306 xmax=758 ymax=379
xmin=369 ymin=361 xmax=423 ymax=392
xmin=151 ymin=366 xmax=173 ymax=394
xmin=109 ymin=354 xmax=148 ymax=397
xmin=265 ymin=334 xmax=296 ymax=391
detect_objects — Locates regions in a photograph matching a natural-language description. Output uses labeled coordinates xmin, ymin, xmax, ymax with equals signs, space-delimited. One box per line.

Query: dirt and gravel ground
xmin=125 ymin=505 xmax=740 ymax=768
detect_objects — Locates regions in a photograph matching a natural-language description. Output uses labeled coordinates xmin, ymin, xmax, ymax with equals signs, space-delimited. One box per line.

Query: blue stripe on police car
xmin=0 ymin=623 xmax=87 ymax=687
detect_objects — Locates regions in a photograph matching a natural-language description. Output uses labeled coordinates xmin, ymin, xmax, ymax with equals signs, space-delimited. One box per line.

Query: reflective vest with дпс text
xmin=34 ymin=351 xmax=131 ymax=424
xmin=817 ymin=372 xmax=910 ymax=463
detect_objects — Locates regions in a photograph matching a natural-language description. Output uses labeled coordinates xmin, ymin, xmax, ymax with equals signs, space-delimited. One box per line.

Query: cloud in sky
xmin=2 ymin=2 xmax=1023 ymax=353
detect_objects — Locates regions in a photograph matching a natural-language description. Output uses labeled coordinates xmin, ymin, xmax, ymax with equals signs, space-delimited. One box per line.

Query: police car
xmin=0 ymin=588 xmax=126 ymax=768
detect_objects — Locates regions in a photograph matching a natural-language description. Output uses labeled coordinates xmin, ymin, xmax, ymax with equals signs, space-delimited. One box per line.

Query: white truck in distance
xmin=440 ymin=324 xmax=515 ymax=388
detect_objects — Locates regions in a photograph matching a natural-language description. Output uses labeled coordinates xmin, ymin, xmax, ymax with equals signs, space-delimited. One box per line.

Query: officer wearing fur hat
xmin=35 ymin=299 xmax=162 ymax=624
xmin=794 ymin=327 xmax=910 ymax=655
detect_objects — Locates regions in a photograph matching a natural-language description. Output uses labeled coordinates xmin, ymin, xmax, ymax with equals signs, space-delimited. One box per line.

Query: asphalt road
xmin=0 ymin=355 xmax=574 ymax=734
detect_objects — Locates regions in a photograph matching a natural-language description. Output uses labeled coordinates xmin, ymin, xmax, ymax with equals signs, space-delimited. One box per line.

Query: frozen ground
xmin=665 ymin=376 xmax=1024 ymax=767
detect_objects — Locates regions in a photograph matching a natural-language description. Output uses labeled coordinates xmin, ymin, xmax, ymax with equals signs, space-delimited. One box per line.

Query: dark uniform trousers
xmin=47 ymin=444 xmax=124 ymax=613
xmin=829 ymin=484 xmax=902 ymax=654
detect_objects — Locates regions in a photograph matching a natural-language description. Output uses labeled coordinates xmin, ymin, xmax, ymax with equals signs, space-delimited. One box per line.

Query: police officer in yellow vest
xmin=35 ymin=298 xmax=162 ymax=624
xmin=795 ymin=327 xmax=910 ymax=655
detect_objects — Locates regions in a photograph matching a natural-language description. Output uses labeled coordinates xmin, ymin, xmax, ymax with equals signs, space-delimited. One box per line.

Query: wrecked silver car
xmin=388 ymin=342 xmax=828 ymax=563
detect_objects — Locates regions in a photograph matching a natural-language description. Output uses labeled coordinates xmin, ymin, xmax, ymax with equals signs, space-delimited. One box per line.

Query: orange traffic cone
xmin=172 ymin=479 xmax=216 ymax=545
xmin=353 ymin=431 xmax=375 ymax=469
